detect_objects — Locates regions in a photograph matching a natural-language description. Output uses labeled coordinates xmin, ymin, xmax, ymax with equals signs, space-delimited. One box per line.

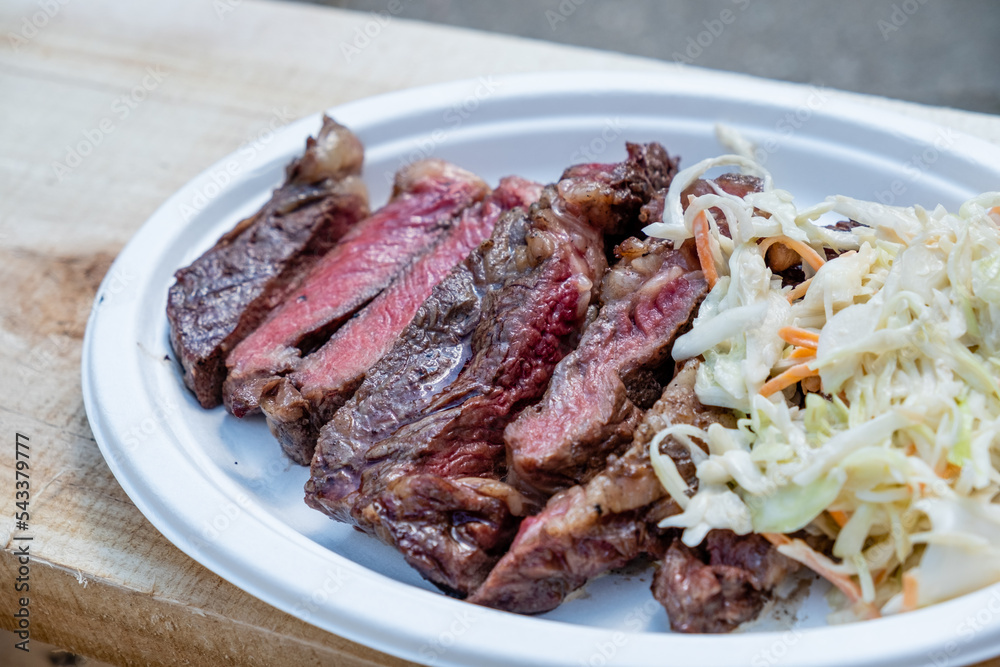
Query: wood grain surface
xmin=2 ymin=0 xmax=1000 ymax=665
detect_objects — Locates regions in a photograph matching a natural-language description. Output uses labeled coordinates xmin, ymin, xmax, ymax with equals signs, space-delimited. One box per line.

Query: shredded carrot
xmin=760 ymin=362 xmax=820 ymax=397
xmin=779 ymin=326 xmax=820 ymax=349
xmin=786 ymin=277 xmax=813 ymax=303
xmin=902 ymin=571 xmax=919 ymax=611
xmin=763 ymin=533 xmax=879 ymax=618
xmin=789 ymin=346 xmax=816 ymax=360
xmin=763 ymin=532 xmax=791 ymax=547
xmin=829 ymin=510 xmax=850 ymax=528
xmin=759 ymin=235 xmax=827 ymax=272
xmin=690 ymin=203 xmax=718 ymax=289
xmin=873 ymin=568 xmax=890 ymax=587
xmin=904 ymin=442 xmax=917 ymax=456
xmin=990 ymin=206 xmax=1000 ymax=218
xmin=935 ymin=461 xmax=962 ymax=480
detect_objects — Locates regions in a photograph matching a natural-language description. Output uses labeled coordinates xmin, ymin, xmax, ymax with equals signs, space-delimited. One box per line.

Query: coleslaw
xmin=642 ymin=147 xmax=1000 ymax=621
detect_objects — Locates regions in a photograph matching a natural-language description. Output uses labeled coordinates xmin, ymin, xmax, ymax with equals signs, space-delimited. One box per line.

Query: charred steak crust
xmin=167 ymin=117 xmax=369 ymax=408
xmin=307 ymin=143 xmax=679 ymax=597
xmin=557 ymin=142 xmax=679 ymax=236
xmin=258 ymin=176 xmax=540 ymax=465
xmin=505 ymin=238 xmax=708 ymax=495
xmin=469 ymin=360 xmax=737 ymax=614
xmin=308 ymin=181 xmax=610 ymax=596
xmin=652 ymin=531 xmax=799 ymax=634
xmin=223 ymin=159 xmax=490 ymax=419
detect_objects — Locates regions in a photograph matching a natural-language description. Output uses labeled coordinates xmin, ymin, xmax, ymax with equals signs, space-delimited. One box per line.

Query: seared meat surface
xmin=653 ymin=531 xmax=799 ymax=633
xmin=309 ymin=184 xmax=607 ymax=595
xmin=505 ymin=238 xmax=706 ymax=495
xmin=308 ymin=143 xmax=679 ymax=595
xmin=169 ymin=112 xmax=797 ymax=633
xmin=223 ymin=159 xmax=489 ymax=421
xmin=167 ymin=117 xmax=369 ymax=408
xmin=259 ymin=176 xmax=540 ymax=464
xmin=470 ymin=359 xmax=734 ymax=612
xmin=471 ymin=356 xmax=798 ymax=633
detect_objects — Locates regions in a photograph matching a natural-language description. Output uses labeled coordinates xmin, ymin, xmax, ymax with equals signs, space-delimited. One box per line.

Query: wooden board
xmin=1 ymin=0 xmax=1000 ymax=664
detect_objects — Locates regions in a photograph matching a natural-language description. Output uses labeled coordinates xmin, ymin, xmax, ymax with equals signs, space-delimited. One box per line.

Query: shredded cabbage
xmin=645 ymin=144 xmax=1000 ymax=620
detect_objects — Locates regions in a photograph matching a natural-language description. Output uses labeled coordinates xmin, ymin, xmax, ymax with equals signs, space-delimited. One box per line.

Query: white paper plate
xmin=82 ymin=71 xmax=1000 ymax=667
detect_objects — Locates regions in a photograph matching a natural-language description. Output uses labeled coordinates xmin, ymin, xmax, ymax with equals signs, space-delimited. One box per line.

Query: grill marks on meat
xmin=469 ymin=360 xmax=737 ymax=614
xmin=167 ymin=117 xmax=369 ymax=408
xmin=222 ymin=159 xmax=490 ymax=419
xmin=308 ymin=181 xmax=613 ymax=596
xmin=652 ymin=531 xmax=799 ymax=633
xmin=505 ymin=238 xmax=707 ymax=495
xmin=307 ymin=207 xmax=537 ymax=525
xmin=260 ymin=177 xmax=541 ymax=464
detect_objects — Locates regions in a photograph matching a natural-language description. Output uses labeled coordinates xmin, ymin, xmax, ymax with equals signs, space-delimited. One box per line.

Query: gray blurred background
xmin=297 ymin=0 xmax=1000 ymax=114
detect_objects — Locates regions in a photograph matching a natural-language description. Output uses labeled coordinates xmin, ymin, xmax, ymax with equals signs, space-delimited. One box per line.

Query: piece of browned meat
xmin=308 ymin=185 xmax=607 ymax=595
xmin=259 ymin=176 xmax=541 ymax=464
xmin=558 ymin=142 xmax=679 ymax=236
xmin=652 ymin=531 xmax=799 ymax=633
xmin=222 ymin=159 xmax=490 ymax=419
xmin=468 ymin=360 xmax=736 ymax=613
xmin=307 ymin=142 xmax=677 ymax=597
xmin=167 ymin=117 xmax=369 ymax=408
xmin=505 ymin=238 xmax=707 ymax=495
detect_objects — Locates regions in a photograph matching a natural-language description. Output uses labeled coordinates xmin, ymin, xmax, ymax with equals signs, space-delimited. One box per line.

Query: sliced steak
xmin=652 ymin=531 xmax=799 ymax=633
xmin=469 ymin=360 xmax=737 ymax=613
xmin=505 ymin=238 xmax=707 ymax=495
xmin=167 ymin=117 xmax=369 ymax=408
xmin=308 ymin=144 xmax=676 ymax=596
xmin=260 ymin=177 xmax=542 ymax=463
xmin=222 ymin=159 xmax=489 ymax=417
xmin=308 ymin=185 xmax=610 ymax=595
xmin=309 ymin=205 xmax=543 ymax=525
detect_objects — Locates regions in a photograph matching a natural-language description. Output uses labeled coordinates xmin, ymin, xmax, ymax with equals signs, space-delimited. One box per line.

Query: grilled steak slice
xmin=505 ymin=238 xmax=707 ymax=495
xmin=652 ymin=531 xmax=798 ymax=633
xmin=309 ymin=143 xmax=677 ymax=596
xmin=469 ymin=360 xmax=737 ymax=613
xmin=558 ymin=142 xmax=679 ymax=236
xmin=222 ymin=159 xmax=489 ymax=417
xmin=167 ymin=117 xmax=369 ymax=408
xmin=308 ymin=206 xmax=541 ymax=524
xmin=260 ymin=177 xmax=541 ymax=463
xmin=309 ymin=183 xmax=612 ymax=595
